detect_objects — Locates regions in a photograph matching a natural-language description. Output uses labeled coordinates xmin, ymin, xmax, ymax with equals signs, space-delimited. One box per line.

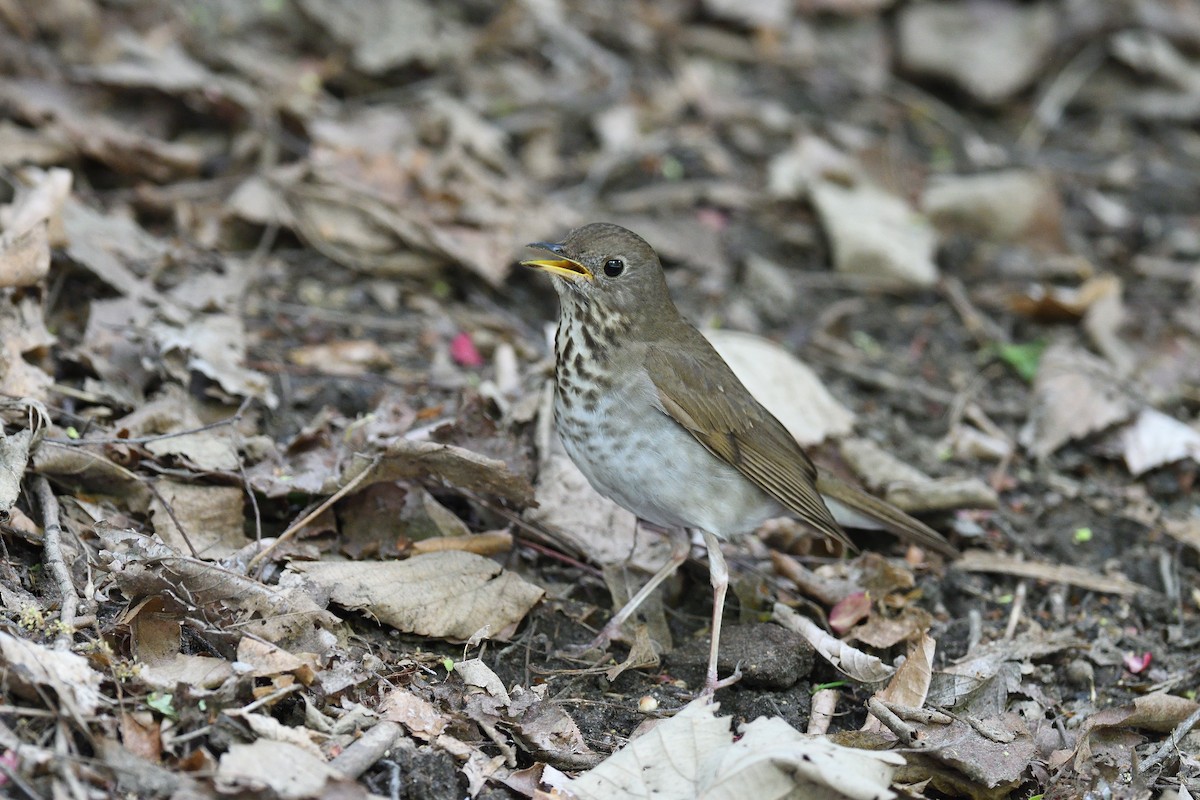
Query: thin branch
xmin=33 ymin=476 xmax=78 ymax=648
xmin=246 ymin=454 xmax=381 ymax=573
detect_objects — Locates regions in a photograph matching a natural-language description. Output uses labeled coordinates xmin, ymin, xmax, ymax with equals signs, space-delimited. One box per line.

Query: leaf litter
xmin=0 ymin=1 xmax=1198 ymax=799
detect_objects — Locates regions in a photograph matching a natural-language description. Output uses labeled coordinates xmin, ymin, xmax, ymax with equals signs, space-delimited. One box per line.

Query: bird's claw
xmin=699 ymin=662 xmax=743 ymax=699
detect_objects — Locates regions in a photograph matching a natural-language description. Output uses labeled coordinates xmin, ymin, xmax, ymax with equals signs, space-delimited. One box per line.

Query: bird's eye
xmin=604 ymin=258 xmax=624 ymax=277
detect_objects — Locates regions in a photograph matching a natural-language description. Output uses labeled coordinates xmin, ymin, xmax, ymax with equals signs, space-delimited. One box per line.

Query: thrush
xmin=522 ymin=222 xmax=957 ymax=694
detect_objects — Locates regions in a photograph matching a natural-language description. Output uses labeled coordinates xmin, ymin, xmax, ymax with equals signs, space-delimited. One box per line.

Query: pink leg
xmin=700 ymin=530 xmax=741 ymax=697
xmin=581 ymin=532 xmax=689 ymax=651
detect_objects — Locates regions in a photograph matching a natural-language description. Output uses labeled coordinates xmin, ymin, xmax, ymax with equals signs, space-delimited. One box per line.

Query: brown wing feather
xmin=647 ymin=327 xmax=959 ymax=558
xmin=646 ymin=333 xmax=852 ymax=549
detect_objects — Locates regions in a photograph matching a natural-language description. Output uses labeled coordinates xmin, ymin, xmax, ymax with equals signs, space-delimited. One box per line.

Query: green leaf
xmin=442 ymin=656 xmax=455 ymax=674
xmin=811 ymin=681 xmax=848 ymax=692
xmin=993 ymin=340 xmax=1047 ymax=382
xmin=1074 ymin=527 xmax=1093 ymax=544
xmin=146 ymin=692 xmax=177 ymax=719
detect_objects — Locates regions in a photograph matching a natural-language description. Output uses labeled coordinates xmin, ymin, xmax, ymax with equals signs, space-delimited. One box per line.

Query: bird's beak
xmin=521 ymin=242 xmax=594 ymax=282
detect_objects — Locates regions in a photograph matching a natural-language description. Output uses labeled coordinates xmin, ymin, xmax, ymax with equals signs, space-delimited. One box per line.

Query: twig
xmin=33 ymin=476 xmax=78 ymax=648
xmin=1018 ymin=41 xmax=1108 ymax=152
xmin=329 ymin=721 xmax=407 ymax=779
xmin=246 ymin=454 xmax=380 ymax=573
xmin=55 ymin=721 xmax=86 ymax=800
xmin=1137 ymin=704 xmax=1200 ymax=778
xmin=866 ymin=696 xmax=919 ymax=746
xmin=142 ymin=479 xmax=198 ymax=559
xmin=940 ymin=276 xmax=1008 ymax=346
xmin=1003 ymin=580 xmax=1027 ymax=640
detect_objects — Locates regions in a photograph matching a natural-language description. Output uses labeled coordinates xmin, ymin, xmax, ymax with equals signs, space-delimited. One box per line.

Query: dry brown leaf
xmin=773 ymin=603 xmax=897 ymax=684
xmin=0 ymin=222 xmax=50 ymax=289
xmin=829 ymin=592 xmax=872 ymax=635
xmin=1163 ymin=516 xmax=1200 ymax=554
xmin=77 ymin=32 xmax=259 ymax=111
xmin=561 ymin=698 xmax=903 ymax=800
xmin=0 ymin=291 xmax=54 ymax=400
xmin=292 ymin=551 xmax=544 ymax=641
xmin=232 ymin=713 xmax=325 ymax=759
xmin=852 ymin=607 xmax=933 ymax=650
xmin=155 ymin=314 xmax=278 ymax=408
xmin=149 ymin=481 xmax=245 ymax=560
xmin=811 ymin=179 xmax=939 ymax=288
xmin=0 ymin=80 xmax=207 ymax=181
xmin=216 ymin=739 xmax=343 ymax=798
xmin=918 ymin=714 xmax=1036 ymax=789
xmin=1119 ymin=408 xmax=1200 ymax=476
xmin=32 ymin=441 xmax=151 ymax=510
xmin=288 ymin=339 xmax=393 ymax=375
xmin=347 ymin=437 xmax=535 ymax=506
xmin=99 ymin=529 xmax=340 ymax=649
xmin=865 ymin=635 xmax=935 ymax=733
xmin=139 ymin=655 xmax=235 ymax=691
xmin=119 ymin=712 xmax=162 ymax=763
xmin=379 ymin=688 xmax=450 ymax=741
xmin=1083 ymin=692 xmax=1200 ymax=735
xmin=1019 ymin=341 xmax=1136 ymax=458
xmin=0 ymin=631 xmax=104 ymax=715
xmin=0 ymin=427 xmax=33 ymax=511
xmin=236 ymin=638 xmax=313 ymax=680
xmin=0 ymin=165 xmax=71 ymax=245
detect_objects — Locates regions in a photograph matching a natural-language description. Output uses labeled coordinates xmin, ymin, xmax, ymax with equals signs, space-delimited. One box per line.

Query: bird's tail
xmin=816 ymin=475 xmax=960 ymax=558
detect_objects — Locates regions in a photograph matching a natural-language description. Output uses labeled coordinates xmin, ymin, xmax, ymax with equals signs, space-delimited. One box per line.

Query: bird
xmin=521 ymin=222 xmax=957 ymax=694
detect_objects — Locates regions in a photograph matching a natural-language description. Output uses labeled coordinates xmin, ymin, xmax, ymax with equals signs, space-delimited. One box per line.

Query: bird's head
xmin=521 ymin=222 xmax=675 ymax=323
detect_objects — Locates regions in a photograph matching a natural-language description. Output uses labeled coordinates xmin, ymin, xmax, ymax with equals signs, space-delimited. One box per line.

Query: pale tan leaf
xmin=566 ymin=698 xmax=902 ymax=800
xmin=865 ymin=635 xmax=935 ymax=733
xmin=1120 ymin=408 xmax=1200 ymax=476
xmin=292 ymin=551 xmax=544 ymax=641
xmin=0 ymin=631 xmax=103 ymax=715
xmin=1019 ymin=341 xmax=1135 ymax=458
xmin=149 ymin=481 xmax=245 ymax=560
xmin=216 ymin=740 xmax=341 ymax=798
xmin=379 ymin=688 xmax=450 ymax=741
xmin=773 ymin=604 xmax=896 ymax=683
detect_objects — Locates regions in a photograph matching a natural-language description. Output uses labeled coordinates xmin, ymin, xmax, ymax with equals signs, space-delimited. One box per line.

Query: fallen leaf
xmin=773 ymin=604 xmax=897 ymax=684
xmin=563 ymin=698 xmax=904 ymax=800
xmin=1019 ymin=341 xmax=1136 ymax=458
xmin=829 ymin=592 xmax=872 ymax=635
xmin=1120 ymin=408 xmax=1200 ymax=476
xmin=292 ymin=551 xmax=544 ymax=641
xmin=0 ymin=631 xmax=104 ymax=714
xmin=216 ymin=740 xmax=342 ymax=798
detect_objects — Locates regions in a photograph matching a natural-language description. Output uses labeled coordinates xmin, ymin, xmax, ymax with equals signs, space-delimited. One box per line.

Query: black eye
xmin=603 ymin=258 xmax=624 ymax=277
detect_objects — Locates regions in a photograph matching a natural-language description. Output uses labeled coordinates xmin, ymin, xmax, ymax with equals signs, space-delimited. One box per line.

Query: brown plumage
xmin=522 ymin=222 xmax=956 ymax=693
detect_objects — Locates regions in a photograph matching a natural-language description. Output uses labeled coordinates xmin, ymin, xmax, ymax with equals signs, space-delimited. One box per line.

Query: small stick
xmin=1003 ymin=581 xmax=1027 ymax=640
xmin=33 ymin=476 xmax=78 ymax=648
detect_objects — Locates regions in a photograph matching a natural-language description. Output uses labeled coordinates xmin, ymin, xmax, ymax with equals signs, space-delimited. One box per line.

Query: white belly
xmin=554 ymin=382 xmax=781 ymax=537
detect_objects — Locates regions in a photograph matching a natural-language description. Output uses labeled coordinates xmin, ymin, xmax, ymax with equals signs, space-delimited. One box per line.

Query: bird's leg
xmin=576 ymin=531 xmax=689 ymax=653
xmin=700 ymin=530 xmax=742 ymax=696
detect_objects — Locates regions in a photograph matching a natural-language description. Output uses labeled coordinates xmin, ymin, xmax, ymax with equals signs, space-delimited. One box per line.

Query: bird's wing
xmin=646 ymin=329 xmax=958 ymax=558
xmin=644 ymin=332 xmax=851 ymax=548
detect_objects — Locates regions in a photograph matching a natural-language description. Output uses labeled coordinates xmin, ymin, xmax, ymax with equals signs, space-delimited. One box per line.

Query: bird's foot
xmin=698 ymin=663 xmax=743 ymax=700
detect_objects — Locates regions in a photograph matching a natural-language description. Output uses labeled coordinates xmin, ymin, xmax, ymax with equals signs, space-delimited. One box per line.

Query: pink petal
xmin=450 ymin=332 xmax=484 ymax=368
xmin=829 ymin=592 xmax=871 ymax=634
